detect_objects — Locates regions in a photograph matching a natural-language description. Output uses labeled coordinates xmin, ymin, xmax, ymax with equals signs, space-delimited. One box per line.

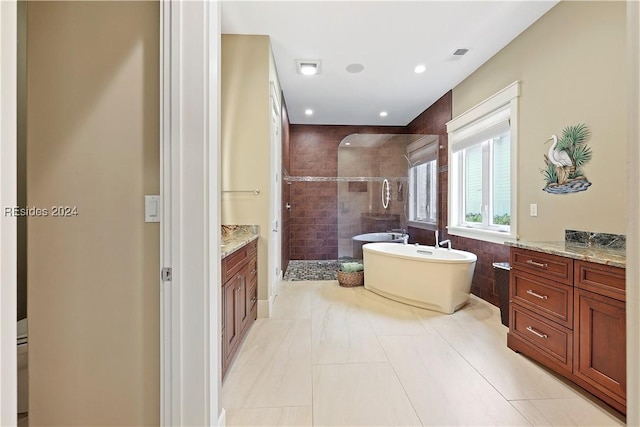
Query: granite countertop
xmin=221 ymin=225 xmax=259 ymax=259
xmin=505 ymin=241 xmax=626 ymax=268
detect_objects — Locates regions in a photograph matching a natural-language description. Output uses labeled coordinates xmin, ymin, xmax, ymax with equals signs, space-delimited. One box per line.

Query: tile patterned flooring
xmin=283 ymin=260 xmax=342 ymax=281
xmin=222 ymin=280 xmax=626 ymax=427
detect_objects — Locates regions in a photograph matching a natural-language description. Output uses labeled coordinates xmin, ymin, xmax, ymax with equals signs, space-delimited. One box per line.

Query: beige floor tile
xmin=308 ymin=281 xmax=388 ymax=364
xmin=430 ymin=317 xmax=579 ymax=400
xmin=512 ymin=398 xmax=624 ymax=426
xmin=222 ymin=319 xmax=312 ymax=409
xmin=271 ymin=282 xmax=312 ymax=320
xmin=411 ymin=294 xmax=504 ymax=332
xmin=379 ymin=334 xmax=531 ymax=426
xmin=311 ymin=295 xmax=388 ymax=364
xmin=312 ymin=362 xmax=422 ymax=426
xmin=353 ymin=286 xmax=437 ymax=335
xmin=225 ymin=406 xmax=312 ymax=427
xmin=509 ymin=400 xmax=554 ymax=426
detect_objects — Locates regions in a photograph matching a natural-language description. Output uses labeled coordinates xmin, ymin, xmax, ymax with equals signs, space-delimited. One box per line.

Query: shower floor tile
xmin=283 ymin=260 xmax=341 ymax=281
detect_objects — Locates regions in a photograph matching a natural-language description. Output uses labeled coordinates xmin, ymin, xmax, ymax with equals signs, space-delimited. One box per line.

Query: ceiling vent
xmin=296 ymin=59 xmax=321 ymax=76
xmin=448 ymin=48 xmax=470 ymax=61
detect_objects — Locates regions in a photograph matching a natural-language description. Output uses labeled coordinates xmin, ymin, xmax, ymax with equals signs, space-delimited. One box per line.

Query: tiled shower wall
xmin=288 ymin=125 xmax=406 ymax=260
xmin=337 ymin=141 xmax=409 ymax=258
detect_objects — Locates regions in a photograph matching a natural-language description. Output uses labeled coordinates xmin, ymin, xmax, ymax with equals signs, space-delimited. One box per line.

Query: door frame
xmin=159 ymin=1 xmax=221 ymax=426
xmin=0 ymin=1 xmax=18 ymax=426
xmin=627 ymin=1 xmax=640 ymax=424
xmin=269 ymin=82 xmax=282 ymax=298
xmin=0 ymin=1 xmax=222 ymax=425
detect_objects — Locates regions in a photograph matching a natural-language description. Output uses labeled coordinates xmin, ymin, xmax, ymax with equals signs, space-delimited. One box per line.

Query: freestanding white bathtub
xmin=363 ymin=242 xmax=477 ymax=314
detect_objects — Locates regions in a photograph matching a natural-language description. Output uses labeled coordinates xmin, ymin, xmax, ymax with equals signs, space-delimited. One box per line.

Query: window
xmin=447 ymin=81 xmax=519 ymax=243
xmin=407 ymin=136 xmax=438 ymax=229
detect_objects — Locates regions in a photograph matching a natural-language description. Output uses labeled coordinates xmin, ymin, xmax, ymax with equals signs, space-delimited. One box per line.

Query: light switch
xmin=145 ymin=195 xmax=160 ymax=222
xmin=530 ymin=203 xmax=538 ymax=217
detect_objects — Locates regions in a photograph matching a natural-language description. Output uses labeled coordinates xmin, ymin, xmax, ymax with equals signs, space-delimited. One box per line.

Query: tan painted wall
xmin=17 ymin=0 xmax=27 ymax=321
xmin=221 ymin=35 xmax=280 ymax=302
xmin=26 ymin=2 xmax=159 ymax=425
xmin=453 ymin=1 xmax=626 ymax=241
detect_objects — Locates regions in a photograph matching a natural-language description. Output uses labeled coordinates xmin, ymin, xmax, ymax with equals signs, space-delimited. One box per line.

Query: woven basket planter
xmin=337 ymin=270 xmax=364 ymax=287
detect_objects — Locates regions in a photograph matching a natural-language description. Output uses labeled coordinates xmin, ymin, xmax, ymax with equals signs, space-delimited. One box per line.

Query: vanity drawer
xmin=575 ymin=261 xmax=625 ymax=301
xmin=511 ymin=270 xmax=573 ymax=328
xmin=222 ymin=245 xmax=249 ymax=284
xmin=511 ymin=248 xmax=574 ymax=284
xmin=510 ymin=305 xmax=573 ymax=371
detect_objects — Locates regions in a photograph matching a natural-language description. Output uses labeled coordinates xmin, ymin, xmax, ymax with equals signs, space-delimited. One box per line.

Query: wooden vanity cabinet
xmin=508 ymin=248 xmax=626 ymax=414
xmin=222 ymin=239 xmax=258 ymax=379
xmin=508 ymin=249 xmax=575 ymax=375
xmin=573 ymin=261 xmax=626 ymax=413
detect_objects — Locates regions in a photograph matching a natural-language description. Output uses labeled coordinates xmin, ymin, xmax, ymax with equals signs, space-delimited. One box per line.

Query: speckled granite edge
xmin=505 ymin=240 xmax=626 ymax=268
xmin=221 ymin=225 xmax=259 ymax=259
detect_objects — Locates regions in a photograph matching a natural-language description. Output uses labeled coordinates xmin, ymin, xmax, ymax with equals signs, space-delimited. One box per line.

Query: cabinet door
xmin=223 ymin=277 xmax=241 ymax=366
xmin=247 ymin=256 xmax=258 ymax=316
xmin=574 ymin=288 xmax=626 ymax=403
xmin=238 ymin=273 xmax=250 ymax=333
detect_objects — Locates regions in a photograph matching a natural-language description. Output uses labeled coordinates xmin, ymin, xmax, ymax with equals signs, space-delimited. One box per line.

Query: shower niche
xmin=337 ymin=133 xmax=432 ymax=259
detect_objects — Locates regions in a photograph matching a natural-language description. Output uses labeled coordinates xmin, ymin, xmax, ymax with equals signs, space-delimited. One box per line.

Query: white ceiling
xmin=221 ymin=1 xmax=558 ymax=126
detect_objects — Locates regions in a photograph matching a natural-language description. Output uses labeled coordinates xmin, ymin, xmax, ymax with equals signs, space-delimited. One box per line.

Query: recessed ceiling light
xmin=305 ymin=109 xmax=313 ymax=116
xmin=296 ymin=59 xmax=321 ymax=76
xmin=379 ymin=111 xmax=388 ymax=117
xmin=414 ymin=64 xmax=426 ymax=74
xmin=346 ymin=63 xmax=365 ymax=74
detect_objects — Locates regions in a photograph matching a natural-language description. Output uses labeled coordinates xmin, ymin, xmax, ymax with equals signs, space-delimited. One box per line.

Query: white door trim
xmin=0 ymin=1 xmax=18 ymax=425
xmin=627 ymin=1 xmax=639 ymax=424
xmin=269 ymin=82 xmax=282 ymax=299
xmin=160 ymin=1 xmax=220 ymax=425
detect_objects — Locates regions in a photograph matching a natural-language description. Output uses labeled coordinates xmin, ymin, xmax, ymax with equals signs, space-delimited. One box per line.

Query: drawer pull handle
xmin=526 ymin=326 xmax=548 ymax=339
xmin=526 ymin=260 xmax=548 ymax=268
xmin=526 ymin=289 xmax=548 ymax=300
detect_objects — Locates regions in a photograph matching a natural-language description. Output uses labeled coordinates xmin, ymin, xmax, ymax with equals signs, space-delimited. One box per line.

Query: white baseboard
xmin=217 ymin=408 xmax=226 ymax=427
xmin=257 ymin=295 xmax=275 ymax=318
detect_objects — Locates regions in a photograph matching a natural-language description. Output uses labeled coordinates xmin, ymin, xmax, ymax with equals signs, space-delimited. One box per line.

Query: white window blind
xmin=407 ymin=136 xmax=437 ymax=166
xmin=450 ymin=106 xmax=510 ymax=153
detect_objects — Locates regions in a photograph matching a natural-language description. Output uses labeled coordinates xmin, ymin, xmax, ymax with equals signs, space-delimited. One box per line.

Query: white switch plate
xmin=145 ymin=195 xmax=160 ymax=222
xmin=530 ymin=203 xmax=538 ymax=217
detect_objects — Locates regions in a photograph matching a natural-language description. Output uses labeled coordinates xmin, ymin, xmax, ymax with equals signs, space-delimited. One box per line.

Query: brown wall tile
xmin=288 ymin=125 xmax=405 ymax=260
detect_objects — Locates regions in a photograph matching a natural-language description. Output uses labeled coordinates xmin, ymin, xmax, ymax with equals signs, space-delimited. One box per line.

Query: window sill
xmin=407 ymin=220 xmax=437 ymax=232
xmin=447 ymin=225 xmax=516 ymax=245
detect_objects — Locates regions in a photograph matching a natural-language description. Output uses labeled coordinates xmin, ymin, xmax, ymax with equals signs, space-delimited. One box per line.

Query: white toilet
xmin=17 ymin=318 xmax=28 ymax=414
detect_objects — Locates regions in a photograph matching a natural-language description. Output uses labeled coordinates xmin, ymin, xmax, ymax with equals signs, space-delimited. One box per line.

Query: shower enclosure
xmin=337 ymin=133 xmax=431 ymax=259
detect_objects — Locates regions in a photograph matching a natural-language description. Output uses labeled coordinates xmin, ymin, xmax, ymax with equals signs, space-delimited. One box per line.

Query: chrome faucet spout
xmin=439 ymin=239 xmax=452 ymax=250
xmin=435 ymin=230 xmax=439 ymax=248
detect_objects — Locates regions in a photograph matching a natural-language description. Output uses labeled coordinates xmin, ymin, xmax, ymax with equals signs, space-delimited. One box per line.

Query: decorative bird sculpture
xmin=546 ymin=135 xmax=573 ymax=185
xmin=546 ymin=135 xmax=573 ymax=167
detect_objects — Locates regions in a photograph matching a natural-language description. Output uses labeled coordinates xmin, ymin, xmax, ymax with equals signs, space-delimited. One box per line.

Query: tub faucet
xmin=439 ymin=239 xmax=452 ymax=250
xmin=402 ymin=234 xmax=409 ymax=245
